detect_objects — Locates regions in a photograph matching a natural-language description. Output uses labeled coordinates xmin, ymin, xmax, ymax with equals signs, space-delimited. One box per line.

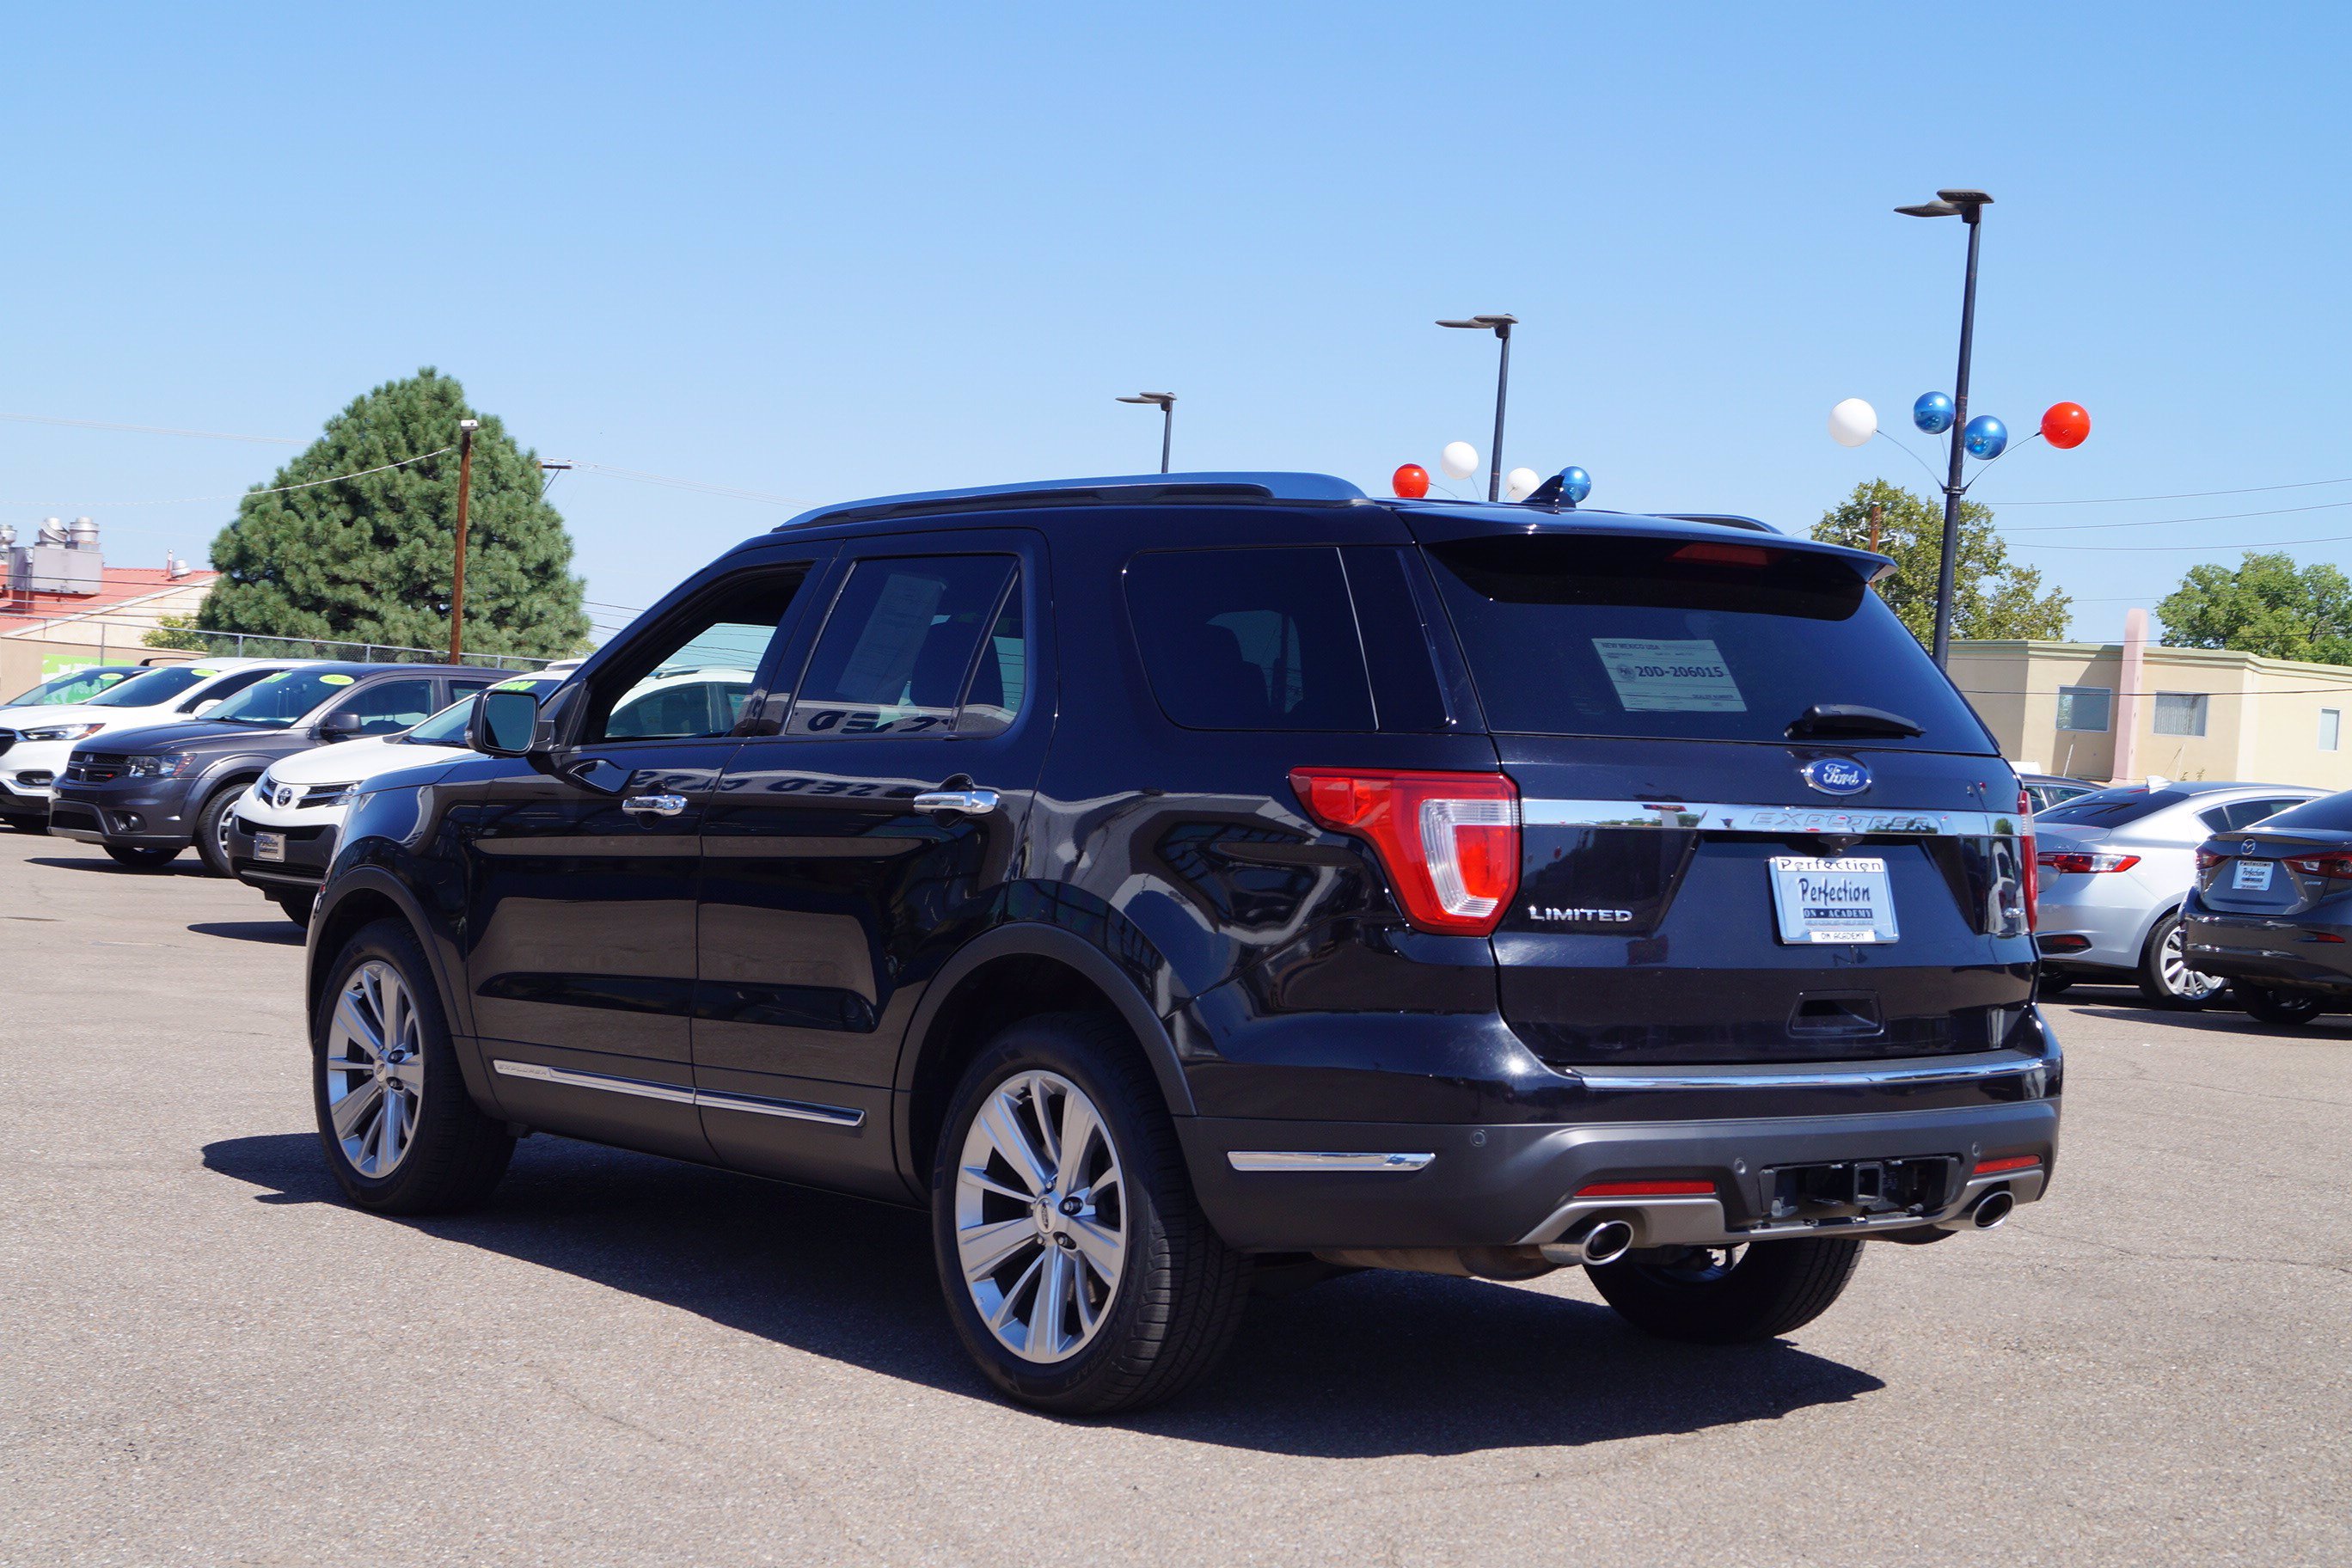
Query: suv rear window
xmin=1125 ymin=548 xmax=1374 ymax=732
xmin=1422 ymin=533 xmax=1992 ymax=750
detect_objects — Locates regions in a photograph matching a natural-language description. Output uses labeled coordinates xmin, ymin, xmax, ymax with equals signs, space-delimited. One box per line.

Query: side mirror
xmin=469 ymin=688 xmax=542 ymax=757
xmin=191 ymin=698 xmax=220 ymax=716
xmin=317 ymin=710 xmax=364 ymax=742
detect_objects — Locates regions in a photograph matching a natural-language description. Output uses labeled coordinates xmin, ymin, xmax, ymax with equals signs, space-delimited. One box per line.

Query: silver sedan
xmin=2035 ymin=781 xmax=2321 ymax=1006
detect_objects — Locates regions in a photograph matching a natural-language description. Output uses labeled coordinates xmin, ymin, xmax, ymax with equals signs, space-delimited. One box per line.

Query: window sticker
xmin=1592 ymin=638 xmax=1746 ymax=713
xmin=318 ymin=673 xmax=355 ymax=686
xmin=492 ymin=679 xmax=537 ymax=692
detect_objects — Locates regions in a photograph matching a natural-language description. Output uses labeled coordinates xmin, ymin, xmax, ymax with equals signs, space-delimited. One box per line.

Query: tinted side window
xmin=787 ymin=555 xmax=1015 ymax=738
xmin=957 ymin=576 xmax=1027 ymax=738
xmin=342 ymin=677 xmax=438 ymax=735
xmin=2255 ymin=791 xmax=2352 ymax=833
xmin=1126 ymin=548 xmax=1374 ymax=732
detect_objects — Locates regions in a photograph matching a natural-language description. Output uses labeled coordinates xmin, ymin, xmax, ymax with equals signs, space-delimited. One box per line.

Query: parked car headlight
xmin=123 ymin=753 xmax=199 ymax=778
xmin=21 ymin=722 xmax=102 ymax=742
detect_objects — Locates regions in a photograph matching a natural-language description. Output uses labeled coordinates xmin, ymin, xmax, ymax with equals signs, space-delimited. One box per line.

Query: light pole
xmin=1436 ymin=314 xmax=1517 ymax=500
xmin=1895 ymin=188 xmax=1991 ymax=668
xmin=1117 ymin=393 xmax=1176 ymax=473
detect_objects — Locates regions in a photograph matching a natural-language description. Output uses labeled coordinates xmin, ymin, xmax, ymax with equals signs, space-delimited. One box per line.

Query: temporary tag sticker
xmin=492 ymin=679 xmax=537 ymax=692
xmin=190 ymin=668 xmax=219 ymax=677
xmin=319 ymin=673 xmax=355 ymax=686
xmin=1592 ymin=638 xmax=1746 ymax=713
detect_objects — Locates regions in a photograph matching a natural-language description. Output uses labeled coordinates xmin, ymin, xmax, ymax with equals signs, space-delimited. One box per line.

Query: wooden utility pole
xmin=448 ymin=419 xmax=480 ymax=663
xmin=1867 ymin=500 xmax=1883 ymax=555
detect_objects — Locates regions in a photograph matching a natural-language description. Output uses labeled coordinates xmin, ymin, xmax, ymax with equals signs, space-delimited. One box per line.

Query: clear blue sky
xmin=5 ymin=3 xmax=2348 ymax=647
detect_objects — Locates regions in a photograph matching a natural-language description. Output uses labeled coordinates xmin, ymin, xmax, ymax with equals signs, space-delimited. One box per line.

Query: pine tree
xmin=193 ymin=369 xmax=590 ymax=658
xmin=1810 ymin=480 xmax=2071 ymax=646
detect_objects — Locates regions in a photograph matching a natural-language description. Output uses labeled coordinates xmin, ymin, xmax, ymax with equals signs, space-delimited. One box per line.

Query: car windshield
xmin=2034 ymin=785 xmax=2198 ymax=828
xmin=206 ymin=669 xmax=364 ymax=727
xmin=401 ymin=679 xmax=558 ymax=745
xmin=4 ymin=666 xmax=138 ymax=706
xmin=83 ymin=665 xmax=217 ymax=707
xmin=1420 ymin=533 xmax=1994 ymax=751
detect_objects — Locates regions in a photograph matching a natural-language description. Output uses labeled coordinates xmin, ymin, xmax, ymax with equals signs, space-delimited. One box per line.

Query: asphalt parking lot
xmin=3 ymin=830 xmax=2348 ymax=1567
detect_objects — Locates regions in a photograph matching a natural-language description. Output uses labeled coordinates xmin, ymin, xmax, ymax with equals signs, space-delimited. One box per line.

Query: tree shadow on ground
xmin=187 ymin=920 xmax=304 ymax=946
xmin=204 ymin=1130 xmax=1883 ymax=1455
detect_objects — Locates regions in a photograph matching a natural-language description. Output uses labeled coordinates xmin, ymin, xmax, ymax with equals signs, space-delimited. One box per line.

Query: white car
xmin=0 ymin=658 xmax=316 ymax=832
xmin=229 ymin=666 xmax=756 ymax=922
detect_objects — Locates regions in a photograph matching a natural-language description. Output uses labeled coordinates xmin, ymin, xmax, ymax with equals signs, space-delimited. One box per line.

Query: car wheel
xmin=102 ymin=842 xmax=179 ymax=869
xmin=193 ymin=784 xmax=247 ymax=877
xmin=1586 ymin=1238 xmax=1864 ymax=1344
xmin=2038 ymin=974 xmax=2074 ymax=998
xmin=931 ymin=1011 xmax=1249 ymax=1416
xmin=2239 ymin=985 xmax=2324 ymax=1027
xmin=313 ymin=918 xmax=513 ymax=1214
xmin=274 ymin=891 xmax=316 ymax=929
xmin=2137 ymin=912 xmax=2221 ymax=1009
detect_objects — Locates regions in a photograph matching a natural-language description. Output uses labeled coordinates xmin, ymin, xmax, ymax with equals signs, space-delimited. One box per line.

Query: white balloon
xmin=1828 ymin=398 xmax=1877 ymax=450
xmin=1504 ymin=466 xmax=1541 ymax=502
xmin=1438 ymin=440 xmax=1479 ymax=480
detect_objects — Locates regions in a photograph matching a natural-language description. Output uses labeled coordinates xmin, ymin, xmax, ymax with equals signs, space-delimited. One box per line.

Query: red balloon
xmin=2041 ymin=401 xmax=2091 ymax=450
xmin=1392 ymin=462 xmax=1430 ymax=499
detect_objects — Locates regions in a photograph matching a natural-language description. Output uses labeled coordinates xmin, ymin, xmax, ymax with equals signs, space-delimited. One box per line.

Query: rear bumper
xmin=1178 ymin=1057 xmax=2061 ymax=1252
xmin=2181 ymin=907 xmax=2352 ymax=992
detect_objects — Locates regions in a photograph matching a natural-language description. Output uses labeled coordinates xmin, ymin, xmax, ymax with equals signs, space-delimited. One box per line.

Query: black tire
xmin=931 ymin=1011 xmax=1249 ymax=1416
xmin=2038 ymin=974 xmax=2074 ymax=998
xmin=1587 ymin=1238 xmax=1864 ymax=1344
xmin=193 ymin=782 xmax=248 ymax=878
xmin=103 ymin=842 xmax=179 ymax=869
xmin=274 ymin=891 xmax=316 ymax=930
xmin=312 ymin=917 xmax=512 ymax=1215
xmin=2239 ymin=985 xmax=2324 ymax=1027
xmin=2137 ymin=911 xmax=2221 ymax=1009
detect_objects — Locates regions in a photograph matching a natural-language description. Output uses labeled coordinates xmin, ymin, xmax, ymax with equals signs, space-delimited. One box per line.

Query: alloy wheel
xmin=952 ymin=1070 xmax=1128 ymax=1365
xmin=2160 ymin=923 xmax=2223 ymax=1001
xmin=214 ymin=807 xmax=234 ymax=867
xmin=323 ymin=959 xmax=425 ymax=1178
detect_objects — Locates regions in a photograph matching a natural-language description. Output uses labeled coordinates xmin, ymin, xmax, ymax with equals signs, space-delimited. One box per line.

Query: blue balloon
xmin=1559 ymin=467 xmax=1592 ymax=505
xmin=1913 ymin=391 xmax=1955 ymax=435
xmin=1963 ymin=415 xmax=2008 ymax=459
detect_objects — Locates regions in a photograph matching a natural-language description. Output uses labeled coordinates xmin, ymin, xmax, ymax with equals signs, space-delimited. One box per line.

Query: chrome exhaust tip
xmin=1970 ymin=1189 xmax=2015 ymax=1230
xmin=1577 ymin=1217 xmax=1638 ymax=1266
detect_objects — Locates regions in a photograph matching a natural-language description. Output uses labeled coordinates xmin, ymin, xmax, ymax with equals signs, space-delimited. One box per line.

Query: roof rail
xmin=774 ymin=472 xmax=1368 ymax=531
xmin=1655 ymin=512 xmax=1780 ymax=535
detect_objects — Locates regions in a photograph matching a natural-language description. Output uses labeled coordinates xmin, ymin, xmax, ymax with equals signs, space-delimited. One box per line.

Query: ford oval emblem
xmin=1802 ymin=757 xmax=1871 ymax=796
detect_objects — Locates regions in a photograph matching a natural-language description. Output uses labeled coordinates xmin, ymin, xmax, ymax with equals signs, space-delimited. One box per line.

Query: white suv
xmin=0 ymin=658 xmax=315 ymax=832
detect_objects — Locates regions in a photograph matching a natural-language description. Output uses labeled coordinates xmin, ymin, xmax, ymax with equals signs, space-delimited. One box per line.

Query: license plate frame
xmin=254 ymin=830 xmax=285 ymax=863
xmin=2232 ymin=859 xmax=2274 ymax=891
xmin=1768 ymin=855 xmax=1898 ymax=945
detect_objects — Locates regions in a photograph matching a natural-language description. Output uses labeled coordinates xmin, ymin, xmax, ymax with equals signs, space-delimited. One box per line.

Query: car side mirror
xmin=316 ymin=710 xmax=364 ymax=742
xmin=191 ymin=698 xmax=220 ymax=716
xmin=469 ymin=688 xmax=542 ymax=757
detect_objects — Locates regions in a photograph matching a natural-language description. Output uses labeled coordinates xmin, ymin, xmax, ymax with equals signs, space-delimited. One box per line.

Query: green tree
xmin=1811 ymin=480 xmax=2071 ymax=646
xmin=193 ymin=369 xmax=590 ymax=659
xmin=2155 ymin=552 xmax=2352 ymax=664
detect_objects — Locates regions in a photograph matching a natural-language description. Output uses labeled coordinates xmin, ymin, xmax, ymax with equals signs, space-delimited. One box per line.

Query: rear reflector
xmin=1975 ymin=1155 xmax=2041 ymax=1176
xmin=1291 ymin=769 xmax=1519 ymax=935
xmin=1670 ymin=542 xmax=1771 ymax=568
xmin=1574 ymin=1179 xmax=1717 ymax=1198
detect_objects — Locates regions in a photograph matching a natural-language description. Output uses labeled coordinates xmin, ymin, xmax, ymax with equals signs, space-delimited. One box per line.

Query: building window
xmin=2153 ymin=692 xmax=2208 ymax=738
xmin=2323 ymin=709 xmax=2342 ymax=752
xmin=2055 ymin=685 xmax=2112 ymax=733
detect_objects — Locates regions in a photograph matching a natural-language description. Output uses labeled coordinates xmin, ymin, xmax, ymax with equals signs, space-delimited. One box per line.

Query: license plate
xmin=2233 ymin=859 xmax=2273 ymax=891
xmin=1769 ymin=855 xmax=1898 ymax=944
xmin=254 ymin=831 xmax=285 ymax=863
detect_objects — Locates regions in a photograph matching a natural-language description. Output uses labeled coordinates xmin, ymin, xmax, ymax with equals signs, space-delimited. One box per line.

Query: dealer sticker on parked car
xmin=254 ymin=831 xmax=285 ymax=863
xmin=2233 ymin=859 xmax=2274 ymax=891
xmin=1769 ymin=855 xmax=1898 ymax=944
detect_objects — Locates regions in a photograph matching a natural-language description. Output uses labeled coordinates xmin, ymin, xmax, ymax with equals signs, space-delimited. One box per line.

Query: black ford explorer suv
xmin=52 ymin=661 xmax=514 ymax=878
xmin=304 ymin=471 xmax=2058 ymax=1414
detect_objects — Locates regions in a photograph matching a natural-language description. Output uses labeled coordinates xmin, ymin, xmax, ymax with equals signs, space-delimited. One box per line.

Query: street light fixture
xmin=1117 ymin=393 xmax=1177 ymax=473
xmin=1437 ymin=314 xmax=1517 ymax=501
xmin=1896 ymin=188 xmax=1993 ymax=668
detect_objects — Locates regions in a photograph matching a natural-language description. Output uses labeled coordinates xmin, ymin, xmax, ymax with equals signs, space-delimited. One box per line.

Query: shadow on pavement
xmin=2070 ymin=1004 xmax=2346 ymax=1036
xmin=204 ymin=1130 xmax=1883 ymax=1453
xmin=27 ymin=854 xmax=205 ymax=878
xmin=187 ymin=920 xmax=305 ymax=946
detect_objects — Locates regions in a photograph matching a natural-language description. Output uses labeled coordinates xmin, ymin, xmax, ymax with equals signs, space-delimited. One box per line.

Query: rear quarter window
xmin=2243 ymin=791 xmax=2352 ymax=833
xmin=1124 ymin=547 xmax=1374 ymax=732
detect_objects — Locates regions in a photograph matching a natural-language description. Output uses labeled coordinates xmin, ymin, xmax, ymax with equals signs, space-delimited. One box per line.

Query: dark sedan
xmin=2180 ymin=790 xmax=2352 ymax=1026
xmin=50 ymin=662 xmax=515 ymax=874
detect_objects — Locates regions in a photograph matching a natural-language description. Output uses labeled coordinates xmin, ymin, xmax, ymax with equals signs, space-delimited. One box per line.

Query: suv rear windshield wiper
xmin=1785 ymin=703 xmax=1925 ymax=739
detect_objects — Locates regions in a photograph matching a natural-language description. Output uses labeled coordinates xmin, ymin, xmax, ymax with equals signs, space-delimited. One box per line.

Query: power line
xmin=1985 ymin=475 xmax=2352 ymax=506
xmin=0 ymin=447 xmax=454 ymax=510
xmin=2012 ymin=530 xmax=2352 ymax=553
xmin=2002 ymin=498 xmax=2352 ymax=534
xmin=0 ymin=410 xmax=301 ymax=445
xmin=557 ymin=460 xmax=809 ymax=507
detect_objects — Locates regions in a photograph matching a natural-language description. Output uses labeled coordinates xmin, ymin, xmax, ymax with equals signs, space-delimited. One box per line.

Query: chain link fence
xmin=142 ymin=624 xmax=563 ymax=670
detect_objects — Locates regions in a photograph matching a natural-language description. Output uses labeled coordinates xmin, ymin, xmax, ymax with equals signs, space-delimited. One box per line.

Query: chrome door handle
xmin=621 ymin=793 xmax=688 ymax=817
xmin=911 ymin=788 xmax=1000 ymax=815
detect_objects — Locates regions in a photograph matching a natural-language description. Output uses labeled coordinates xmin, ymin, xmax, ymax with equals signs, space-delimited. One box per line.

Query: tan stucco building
xmin=1950 ymin=630 xmax=2352 ymax=791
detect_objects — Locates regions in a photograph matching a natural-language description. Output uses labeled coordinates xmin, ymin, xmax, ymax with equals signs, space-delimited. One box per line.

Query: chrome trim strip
xmin=1522 ymin=799 xmax=2021 ymax=837
xmin=694 ymin=1086 xmax=865 ymax=1128
xmin=1226 ymin=1150 xmax=1436 ymax=1173
xmin=1571 ymin=1054 xmax=2049 ymax=1092
xmin=491 ymin=1058 xmax=865 ymax=1126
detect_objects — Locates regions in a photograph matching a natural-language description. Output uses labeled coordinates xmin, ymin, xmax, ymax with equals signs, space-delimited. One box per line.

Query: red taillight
xmin=2285 ymin=854 xmax=2352 ymax=879
xmin=2037 ymin=850 xmax=2142 ymax=874
xmin=1290 ymin=768 xmax=1519 ymax=935
xmin=1671 ymin=542 xmax=1771 ymax=568
xmin=2018 ymin=787 xmax=2038 ymax=933
xmin=2196 ymin=848 xmax=2224 ymax=872
xmin=1575 ymin=1179 xmax=1718 ymax=1197
xmin=1975 ymin=1155 xmax=2042 ymax=1176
